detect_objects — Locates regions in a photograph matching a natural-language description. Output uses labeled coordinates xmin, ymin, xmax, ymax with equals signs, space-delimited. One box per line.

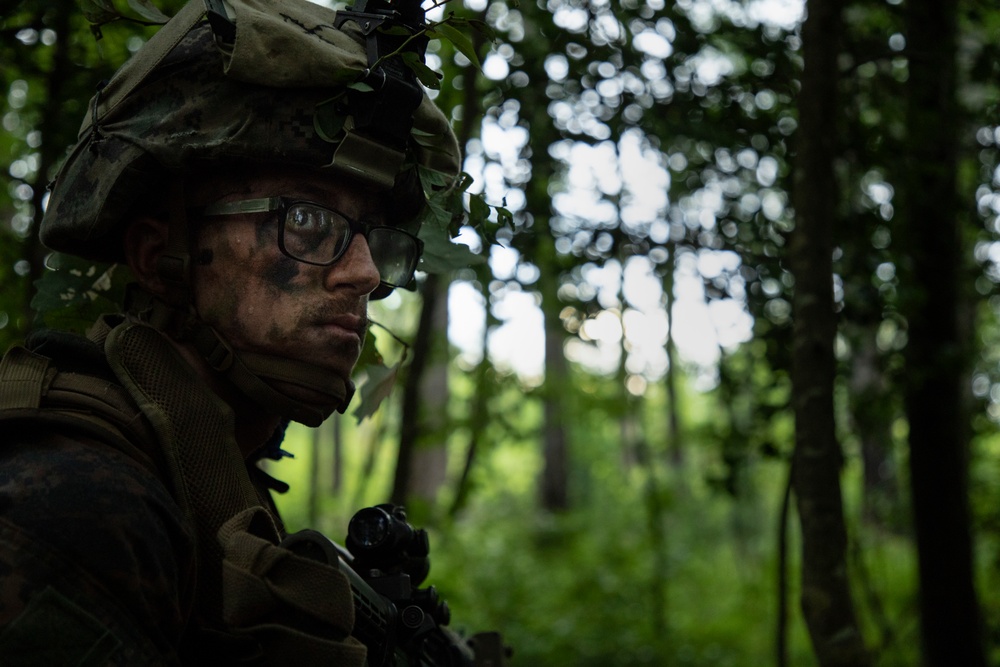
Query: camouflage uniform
xmin=0 ymin=0 xmax=460 ymax=663
xmin=0 ymin=329 xmax=196 ymax=664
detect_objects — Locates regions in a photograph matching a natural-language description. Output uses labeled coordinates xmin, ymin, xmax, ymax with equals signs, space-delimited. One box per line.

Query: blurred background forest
xmin=2 ymin=0 xmax=1000 ymax=665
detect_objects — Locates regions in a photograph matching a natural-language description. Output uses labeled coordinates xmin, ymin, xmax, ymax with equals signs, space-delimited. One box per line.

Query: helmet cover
xmin=41 ymin=0 xmax=461 ymax=263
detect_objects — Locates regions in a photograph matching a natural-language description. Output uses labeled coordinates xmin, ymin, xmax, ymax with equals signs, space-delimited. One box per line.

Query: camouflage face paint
xmin=199 ymin=285 xmax=248 ymax=342
xmin=263 ymin=256 xmax=304 ymax=292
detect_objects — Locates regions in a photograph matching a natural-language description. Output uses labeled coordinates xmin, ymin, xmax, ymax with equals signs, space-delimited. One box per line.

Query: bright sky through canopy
xmin=441 ymin=0 xmax=803 ymax=388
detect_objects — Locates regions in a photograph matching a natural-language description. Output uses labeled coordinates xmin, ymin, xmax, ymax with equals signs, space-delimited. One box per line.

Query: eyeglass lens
xmin=281 ymin=202 xmax=418 ymax=287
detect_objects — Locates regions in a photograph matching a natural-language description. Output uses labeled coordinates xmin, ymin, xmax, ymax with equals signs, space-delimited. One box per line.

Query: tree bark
xmin=662 ymin=243 xmax=683 ymax=466
xmin=391 ymin=273 xmax=443 ymax=507
xmin=539 ymin=250 xmax=570 ymax=511
xmin=789 ymin=1 xmax=870 ymax=664
xmin=898 ymin=1 xmax=986 ymax=663
xmin=449 ymin=271 xmax=495 ymax=517
xmin=520 ymin=84 xmax=570 ymax=512
xmin=846 ymin=330 xmax=898 ymax=527
xmin=406 ymin=277 xmax=451 ymax=506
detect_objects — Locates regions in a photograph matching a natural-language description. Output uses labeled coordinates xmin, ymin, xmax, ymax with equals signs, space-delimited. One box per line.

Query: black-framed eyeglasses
xmin=201 ymin=196 xmax=423 ymax=288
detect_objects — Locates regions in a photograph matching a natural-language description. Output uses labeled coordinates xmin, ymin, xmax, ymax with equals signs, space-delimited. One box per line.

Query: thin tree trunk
xmin=662 ymin=243 xmax=682 ymax=466
xmin=899 ymin=1 xmax=986 ymax=663
xmin=406 ymin=277 xmax=450 ymax=506
xmin=540 ymin=265 xmax=570 ymax=511
xmin=391 ymin=273 xmax=441 ymax=506
xmin=846 ymin=330 xmax=897 ymax=527
xmin=776 ymin=463 xmax=793 ymax=667
xmin=626 ymin=409 xmax=669 ymax=651
xmin=527 ymin=154 xmax=568 ymax=512
xmin=449 ymin=282 xmax=494 ymax=517
xmin=789 ymin=1 xmax=870 ymax=664
xmin=619 ymin=302 xmax=669 ymax=649
xmin=332 ymin=414 xmax=343 ymax=494
xmin=309 ymin=424 xmax=322 ymax=526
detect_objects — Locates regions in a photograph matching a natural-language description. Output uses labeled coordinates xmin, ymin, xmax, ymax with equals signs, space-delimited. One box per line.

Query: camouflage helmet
xmin=40 ymin=0 xmax=462 ymax=265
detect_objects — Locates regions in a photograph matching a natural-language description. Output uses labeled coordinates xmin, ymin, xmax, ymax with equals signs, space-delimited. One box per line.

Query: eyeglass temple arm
xmin=201 ymin=197 xmax=283 ymax=216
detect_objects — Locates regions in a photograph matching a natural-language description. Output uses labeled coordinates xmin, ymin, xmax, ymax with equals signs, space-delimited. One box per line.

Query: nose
xmin=324 ymin=234 xmax=381 ymax=296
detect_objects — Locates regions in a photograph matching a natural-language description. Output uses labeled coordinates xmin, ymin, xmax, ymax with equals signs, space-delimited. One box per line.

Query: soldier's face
xmin=189 ymin=166 xmax=382 ymax=384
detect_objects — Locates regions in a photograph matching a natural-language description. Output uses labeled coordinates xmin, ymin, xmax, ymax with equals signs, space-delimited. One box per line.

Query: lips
xmin=313 ymin=311 xmax=368 ymax=340
xmin=312 ymin=312 xmax=368 ymax=349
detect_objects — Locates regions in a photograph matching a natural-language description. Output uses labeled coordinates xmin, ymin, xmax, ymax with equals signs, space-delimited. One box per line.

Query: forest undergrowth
xmin=269 ymin=417 xmax=980 ymax=666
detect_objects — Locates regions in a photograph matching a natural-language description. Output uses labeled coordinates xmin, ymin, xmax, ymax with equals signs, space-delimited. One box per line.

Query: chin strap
xmin=127 ymin=286 xmax=354 ymax=427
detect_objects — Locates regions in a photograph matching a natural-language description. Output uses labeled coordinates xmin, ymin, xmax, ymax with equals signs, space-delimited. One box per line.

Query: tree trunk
xmin=406 ymin=277 xmax=451 ymax=507
xmin=846 ymin=329 xmax=898 ymax=527
xmin=539 ymin=254 xmax=570 ymax=511
xmin=619 ymin=302 xmax=669 ymax=648
xmin=789 ymin=1 xmax=870 ymax=664
xmin=898 ymin=1 xmax=986 ymax=663
xmin=449 ymin=270 xmax=495 ymax=517
xmin=662 ymin=243 xmax=683 ymax=466
xmin=309 ymin=424 xmax=322 ymax=526
xmin=391 ymin=273 xmax=444 ymax=507
xmin=332 ymin=414 xmax=343 ymax=494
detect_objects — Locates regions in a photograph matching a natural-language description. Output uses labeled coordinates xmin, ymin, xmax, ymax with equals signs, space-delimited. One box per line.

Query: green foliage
xmin=30 ymin=254 xmax=132 ymax=334
xmin=370 ymin=11 xmax=495 ymax=89
xmin=272 ymin=368 xmax=928 ymax=666
xmin=352 ymin=326 xmax=405 ymax=423
xmin=426 ymin=20 xmax=483 ymax=71
xmin=417 ymin=167 xmax=511 ymax=273
xmin=6 ymin=0 xmax=1000 ymax=662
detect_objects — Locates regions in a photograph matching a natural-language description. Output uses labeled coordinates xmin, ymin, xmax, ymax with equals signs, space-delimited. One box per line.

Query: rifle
xmin=282 ymin=504 xmax=510 ymax=667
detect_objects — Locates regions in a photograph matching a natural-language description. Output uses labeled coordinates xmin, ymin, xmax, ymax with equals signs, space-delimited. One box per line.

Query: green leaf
xmin=378 ymin=24 xmax=412 ymax=37
xmin=79 ymin=0 xmax=119 ymax=24
xmin=356 ymin=329 xmax=385 ymax=370
xmin=126 ymin=0 xmax=170 ymax=23
xmin=347 ymin=81 xmax=375 ymax=93
xmin=401 ymin=51 xmax=443 ymax=90
xmin=353 ymin=360 xmax=399 ymax=423
xmin=495 ymin=204 xmax=514 ymax=229
xmin=469 ymin=192 xmax=490 ymax=229
xmin=424 ymin=185 xmax=465 ymax=231
xmin=31 ymin=255 xmax=132 ymax=334
xmin=446 ymin=16 xmax=498 ymax=44
xmin=418 ymin=165 xmax=468 ymax=193
xmin=418 ymin=228 xmax=485 ymax=274
xmin=428 ymin=22 xmax=482 ymax=70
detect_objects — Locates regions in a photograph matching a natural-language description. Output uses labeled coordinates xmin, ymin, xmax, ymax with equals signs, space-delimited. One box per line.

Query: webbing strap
xmin=330 ymin=130 xmax=403 ymax=191
xmin=0 ymin=347 xmax=54 ymax=410
xmin=103 ymin=322 xmax=367 ymax=661
xmin=130 ymin=291 xmax=352 ymax=426
xmin=187 ymin=326 xmax=341 ymax=427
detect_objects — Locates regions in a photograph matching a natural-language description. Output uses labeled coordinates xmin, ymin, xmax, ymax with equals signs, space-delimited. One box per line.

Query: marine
xmin=0 ymin=0 xmax=460 ymax=663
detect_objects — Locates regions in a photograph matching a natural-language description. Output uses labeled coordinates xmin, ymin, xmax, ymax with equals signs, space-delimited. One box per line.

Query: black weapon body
xmin=282 ymin=505 xmax=508 ymax=667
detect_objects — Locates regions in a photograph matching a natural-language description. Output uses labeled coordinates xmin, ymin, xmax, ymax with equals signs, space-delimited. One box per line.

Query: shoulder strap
xmin=0 ymin=345 xmax=160 ymax=474
xmin=0 ymin=346 xmax=55 ymax=410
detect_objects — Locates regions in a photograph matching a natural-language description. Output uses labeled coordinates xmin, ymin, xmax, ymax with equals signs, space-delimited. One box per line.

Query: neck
xmin=171 ymin=339 xmax=283 ymax=458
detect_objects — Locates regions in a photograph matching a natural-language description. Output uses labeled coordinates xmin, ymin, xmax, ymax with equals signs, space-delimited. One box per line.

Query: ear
xmin=123 ymin=216 xmax=170 ymax=295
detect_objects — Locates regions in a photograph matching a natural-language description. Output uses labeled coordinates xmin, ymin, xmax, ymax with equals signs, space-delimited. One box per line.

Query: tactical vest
xmin=0 ymin=316 xmax=365 ymax=665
